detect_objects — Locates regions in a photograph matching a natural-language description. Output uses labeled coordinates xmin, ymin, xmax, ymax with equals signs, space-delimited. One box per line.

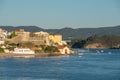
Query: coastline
xmin=0 ymin=53 xmax=70 ymax=58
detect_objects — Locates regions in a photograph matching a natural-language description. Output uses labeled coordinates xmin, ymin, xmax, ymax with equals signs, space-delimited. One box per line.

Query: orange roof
xmin=2 ymin=30 xmax=7 ymax=32
xmin=55 ymin=34 xmax=61 ymax=36
xmin=57 ymin=45 xmax=66 ymax=49
xmin=49 ymin=34 xmax=61 ymax=36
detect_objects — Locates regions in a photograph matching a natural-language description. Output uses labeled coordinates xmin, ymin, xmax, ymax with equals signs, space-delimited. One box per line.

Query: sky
xmin=0 ymin=0 xmax=120 ymax=29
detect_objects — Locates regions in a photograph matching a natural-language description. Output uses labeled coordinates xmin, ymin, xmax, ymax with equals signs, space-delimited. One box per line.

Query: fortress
xmin=8 ymin=29 xmax=63 ymax=46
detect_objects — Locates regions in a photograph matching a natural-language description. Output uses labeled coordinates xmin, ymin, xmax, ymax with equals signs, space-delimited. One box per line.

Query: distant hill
xmin=0 ymin=26 xmax=44 ymax=32
xmin=0 ymin=25 xmax=120 ymax=39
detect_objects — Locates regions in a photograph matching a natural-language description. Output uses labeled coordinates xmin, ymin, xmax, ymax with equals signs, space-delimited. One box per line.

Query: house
xmin=4 ymin=49 xmax=10 ymax=53
xmin=13 ymin=48 xmax=35 ymax=54
xmin=57 ymin=46 xmax=70 ymax=54
xmin=0 ymin=28 xmax=8 ymax=40
xmin=0 ymin=40 xmax=5 ymax=45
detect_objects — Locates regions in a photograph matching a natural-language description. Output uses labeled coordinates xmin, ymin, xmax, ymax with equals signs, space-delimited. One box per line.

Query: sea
xmin=0 ymin=49 xmax=120 ymax=80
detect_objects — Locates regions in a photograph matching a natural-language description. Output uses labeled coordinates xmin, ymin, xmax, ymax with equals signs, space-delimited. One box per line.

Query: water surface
xmin=0 ymin=49 xmax=120 ymax=80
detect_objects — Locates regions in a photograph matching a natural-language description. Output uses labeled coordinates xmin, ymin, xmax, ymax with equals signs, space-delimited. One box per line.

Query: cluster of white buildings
xmin=0 ymin=28 xmax=8 ymax=45
xmin=12 ymin=46 xmax=71 ymax=55
xmin=0 ymin=28 xmax=8 ymax=40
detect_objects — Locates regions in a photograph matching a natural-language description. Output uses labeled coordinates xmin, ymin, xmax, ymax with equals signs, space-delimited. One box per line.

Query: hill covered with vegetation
xmin=0 ymin=25 xmax=120 ymax=39
xmin=71 ymin=35 xmax=120 ymax=49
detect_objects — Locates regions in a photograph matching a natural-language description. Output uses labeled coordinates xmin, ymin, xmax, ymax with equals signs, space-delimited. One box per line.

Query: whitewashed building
xmin=13 ymin=48 xmax=35 ymax=54
xmin=0 ymin=28 xmax=8 ymax=40
xmin=0 ymin=41 xmax=5 ymax=44
xmin=57 ymin=46 xmax=70 ymax=54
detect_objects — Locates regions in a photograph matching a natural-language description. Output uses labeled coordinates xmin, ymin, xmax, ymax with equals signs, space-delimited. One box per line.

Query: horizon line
xmin=0 ymin=25 xmax=120 ymax=29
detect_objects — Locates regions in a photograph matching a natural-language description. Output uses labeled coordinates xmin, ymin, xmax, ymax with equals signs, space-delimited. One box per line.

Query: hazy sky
xmin=0 ymin=0 xmax=120 ymax=29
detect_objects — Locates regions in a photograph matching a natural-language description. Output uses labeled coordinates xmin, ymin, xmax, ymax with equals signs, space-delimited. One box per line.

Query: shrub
xmin=0 ymin=48 xmax=4 ymax=53
xmin=44 ymin=46 xmax=59 ymax=53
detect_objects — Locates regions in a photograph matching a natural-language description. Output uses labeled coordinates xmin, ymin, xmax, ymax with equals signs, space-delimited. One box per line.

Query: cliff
xmin=85 ymin=43 xmax=108 ymax=49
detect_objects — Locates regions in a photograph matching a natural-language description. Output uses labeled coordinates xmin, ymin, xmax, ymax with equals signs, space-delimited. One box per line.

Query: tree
xmin=10 ymin=31 xmax=17 ymax=38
